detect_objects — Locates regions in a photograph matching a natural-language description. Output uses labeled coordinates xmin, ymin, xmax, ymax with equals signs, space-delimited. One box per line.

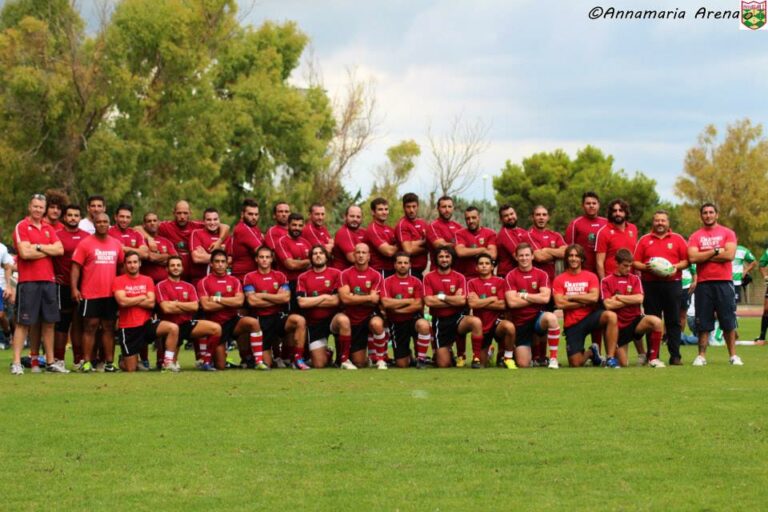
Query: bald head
xmin=173 ymin=200 xmax=191 ymax=227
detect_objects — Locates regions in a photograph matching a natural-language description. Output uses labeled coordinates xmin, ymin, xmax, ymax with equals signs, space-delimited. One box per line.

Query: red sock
xmin=471 ymin=335 xmax=484 ymax=360
xmin=591 ymin=329 xmax=603 ymax=351
xmin=367 ymin=334 xmax=376 ymax=362
xmin=250 ymin=331 xmax=264 ymax=363
xmin=339 ymin=334 xmax=352 ymax=362
xmin=456 ymin=336 xmax=466 ymax=358
xmin=649 ymin=330 xmax=662 ymax=360
xmin=416 ymin=334 xmax=431 ymax=360
xmin=548 ymin=327 xmax=560 ymax=360
xmin=373 ymin=332 xmax=388 ymax=361
xmin=30 ymin=351 xmax=39 ymax=368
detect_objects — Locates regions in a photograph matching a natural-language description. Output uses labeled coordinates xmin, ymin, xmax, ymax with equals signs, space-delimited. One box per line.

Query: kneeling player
xmin=113 ymin=252 xmax=179 ymax=372
xmin=601 ymin=249 xmax=664 ymax=368
xmin=467 ymin=253 xmax=515 ymax=368
xmin=553 ymin=244 xmax=619 ymax=368
xmin=381 ymin=252 xmax=431 ymax=368
xmin=423 ymin=247 xmax=482 ymax=368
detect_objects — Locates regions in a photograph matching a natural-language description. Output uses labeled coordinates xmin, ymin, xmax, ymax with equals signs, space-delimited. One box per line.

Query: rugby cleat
xmin=471 ymin=357 xmax=482 ymax=369
xmin=293 ymin=358 xmax=310 ymax=371
xmin=503 ymin=358 xmax=518 ymax=370
xmin=648 ymin=358 xmax=666 ymax=368
xmin=200 ymin=362 xmax=217 ymax=371
xmin=47 ymin=360 xmax=70 ymax=373
xmin=729 ymin=355 xmax=744 ymax=366
xmin=376 ymin=359 xmax=388 ymax=370
xmin=589 ymin=343 xmax=604 ymax=367
xmin=455 ymin=355 xmax=466 ymax=368
xmin=547 ymin=358 xmax=560 ymax=369
xmin=340 ymin=360 xmax=358 ymax=370
xmin=10 ymin=362 xmax=24 ymax=375
xmin=605 ymin=357 xmax=620 ymax=369
xmin=416 ymin=358 xmax=427 ymax=370
xmin=692 ymin=355 xmax=707 ymax=367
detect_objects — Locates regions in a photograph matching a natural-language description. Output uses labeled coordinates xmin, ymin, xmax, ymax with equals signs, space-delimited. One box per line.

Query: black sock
xmin=760 ymin=314 xmax=768 ymax=340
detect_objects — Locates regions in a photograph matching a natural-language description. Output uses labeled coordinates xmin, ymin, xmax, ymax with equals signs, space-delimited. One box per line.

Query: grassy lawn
xmin=1 ymin=318 xmax=766 ymax=511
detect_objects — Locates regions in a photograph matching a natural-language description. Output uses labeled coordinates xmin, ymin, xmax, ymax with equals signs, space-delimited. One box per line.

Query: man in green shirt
xmin=732 ymin=245 xmax=756 ymax=304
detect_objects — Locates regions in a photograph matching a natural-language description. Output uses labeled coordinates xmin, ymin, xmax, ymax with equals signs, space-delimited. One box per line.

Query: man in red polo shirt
xmin=302 ymin=203 xmax=334 ymax=256
xmin=565 ymin=192 xmax=608 ymax=273
xmin=426 ymin=196 xmax=462 ymax=258
xmin=332 ymin=205 xmax=367 ymax=270
xmin=455 ymin=206 xmax=497 ymax=279
xmin=108 ymin=203 xmax=149 ymax=259
xmin=395 ymin=193 xmax=429 ymax=279
xmin=496 ymin=204 xmax=532 ymax=276
xmin=227 ymin=198 xmax=264 ymax=281
xmin=467 ymin=253 xmax=514 ymax=368
xmin=595 ymin=199 xmax=638 ymax=280
xmin=140 ymin=212 xmax=178 ymax=284
xmin=10 ymin=194 xmax=65 ymax=375
xmin=275 ymin=213 xmax=311 ymax=295
xmin=366 ymin=197 xmax=398 ymax=277
xmin=265 ymin=201 xmax=291 ymax=250
xmin=189 ymin=208 xmax=225 ymax=285
xmin=43 ymin=191 xmax=66 ymax=231
xmin=528 ymin=205 xmax=566 ymax=285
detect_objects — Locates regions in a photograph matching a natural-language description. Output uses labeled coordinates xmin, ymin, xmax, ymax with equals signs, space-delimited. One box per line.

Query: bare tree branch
xmin=427 ymin=114 xmax=491 ymax=198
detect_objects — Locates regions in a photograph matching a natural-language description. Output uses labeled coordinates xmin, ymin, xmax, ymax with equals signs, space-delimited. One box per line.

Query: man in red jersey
xmin=467 ymin=253 xmax=514 ymax=368
xmin=366 ymin=197 xmax=398 ymax=277
xmin=395 ymin=193 xmax=429 ymax=279
xmin=565 ymin=192 xmax=607 ymax=273
xmin=189 ymin=208 xmax=225 ymax=285
xmin=10 ymin=194 xmax=64 ymax=375
xmin=426 ymin=196 xmax=462 ymax=257
xmin=302 ymin=203 xmax=334 ymax=255
xmin=227 ymin=198 xmax=264 ymax=281
xmin=157 ymin=255 xmax=221 ymax=371
xmin=244 ymin=246 xmax=308 ymax=370
xmin=496 ymin=204 xmax=532 ymax=276
xmin=297 ymin=245 xmax=352 ymax=369
xmin=633 ymin=210 xmax=689 ymax=365
xmin=71 ymin=213 xmax=124 ymax=372
xmin=423 ymin=246 xmax=482 ymax=368
xmin=381 ymin=252 xmax=431 ymax=368
xmin=108 ymin=203 xmax=149 ymax=259
xmin=339 ymin=243 xmax=389 ymax=369
xmin=553 ymin=244 xmax=619 ymax=368
xmin=332 ymin=205 xmax=367 ymax=270
xmin=455 ymin=206 xmax=497 ymax=278
xmin=79 ymin=195 xmax=106 ymax=234
xmin=505 ymin=243 xmax=560 ymax=369
xmin=602 ymin=249 xmax=664 ymax=368
xmin=595 ymin=199 xmax=638 ymax=281
xmin=43 ymin=190 xmax=67 ymax=231
xmin=197 ymin=249 xmax=265 ymax=370
xmin=265 ymin=201 xmax=291 ymax=250
xmin=113 ymin=252 xmax=179 ymax=372
xmin=687 ymin=203 xmax=741 ymax=366
xmin=528 ymin=205 xmax=566 ymax=286
xmin=275 ymin=213 xmax=311 ymax=309
xmin=140 ymin=212 xmax=178 ymax=284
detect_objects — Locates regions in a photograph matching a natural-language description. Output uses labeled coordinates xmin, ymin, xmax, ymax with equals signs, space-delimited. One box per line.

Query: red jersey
xmin=227 ymin=221 xmax=265 ymax=280
xmin=107 ymin=226 xmax=144 ymax=251
xmin=275 ymin=235 xmax=311 ymax=281
xmin=302 ymin=223 xmax=332 ymax=247
xmin=688 ymin=225 xmax=737 ymax=282
xmin=54 ymin=228 xmax=88 ymax=286
xmin=296 ymin=267 xmax=342 ymax=324
xmin=382 ymin=273 xmax=424 ymax=323
xmin=595 ymin=222 xmax=638 ymax=276
xmin=395 ymin=216 xmax=428 ymax=271
xmin=112 ymin=273 xmax=154 ymax=329
xmin=426 ymin=218 xmax=462 ymax=255
xmin=141 ymin=236 xmax=177 ymax=283
xmin=467 ymin=276 xmax=506 ymax=333
xmin=504 ymin=267 xmax=550 ymax=325
xmin=552 ymin=270 xmax=599 ymax=328
xmin=13 ymin=217 xmax=60 ymax=283
xmin=528 ymin=227 xmax=566 ymax=283
xmin=265 ymin=224 xmax=288 ymax=251
xmin=158 ymin=220 xmax=204 ymax=278
xmin=71 ymin=235 xmax=124 ymax=299
xmin=156 ymin=278 xmax=198 ymax=324
xmin=565 ymin=215 xmax=608 ymax=272
xmin=188 ymin=228 xmax=222 ymax=282
xmin=601 ymin=273 xmax=643 ymax=328
xmin=496 ymin=226 xmax=532 ymax=276
xmin=423 ymin=269 xmax=466 ymax=318
xmin=634 ymin=231 xmax=688 ymax=282
xmin=339 ymin=266 xmax=383 ymax=325
xmin=243 ymin=269 xmax=289 ymax=317
xmin=366 ymin=221 xmax=397 ymax=272
xmin=455 ymin=227 xmax=497 ymax=277
xmin=196 ymin=273 xmax=243 ymax=324
xmin=332 ymin=225 xmax=367 ymax=270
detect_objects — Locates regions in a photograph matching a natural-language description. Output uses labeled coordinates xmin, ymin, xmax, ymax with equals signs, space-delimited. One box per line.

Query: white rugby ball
xmin=647 ymin=257 xmax=676 ymax=277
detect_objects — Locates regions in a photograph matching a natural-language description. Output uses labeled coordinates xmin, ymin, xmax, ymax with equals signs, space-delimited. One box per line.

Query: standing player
xmin=455 ymin=206 xmax=497 ymax=279
xmin=553 ymin=244 xmax=619 ymax=368
xmin=366 ymin=197 xmax=398 ymax=277
xmin=274 ymin=213 xmax=311 ymax=309
xmin=528 ymin=205 xmax=566 ymax=285
xmin=43 ymin=191 xmax=67 ymax=230
xmin=496 ymin=204 xmax=532 ymax=276
xmin=302 ymin=203 xmax=334 ymax=255
xmin=757 ymin=251 xmax=768 ymax=343
xmin=426 ymin=196 xmax=462 ymax=256
xmin=244 ymin=246 xmax=309 ymax=370
xmin=79 ymin=195 xmax=106 ymax=234
xmin=189 ymin=208 xmax=225 ymax=285
xmin=602 ymin=249 xmax=665 ymax=367
xmin=395 ymin=193 xmax=429 ymax=279
xmin=108 ymin=204 xmax=149 ymax=259
xmin=565 ymin=192 xmax=608 ymax=273
xmin=381 ymin=252 xmax=431 ymax=368
xmin=265 ymin=201 xmax=291 ymax=250
xmin=0 ymin=235 xmax=14 ymax=349
xmin=140 ymin=212 xmax=178 ymax=284
xmin=227 ymin=198 xmax=264 ymax=281
xmin=595 ymin=199 xmax=638 ymax=281
xmin=332 ymin=205 xmax=367 ymax=270
xmin=687 ymin=203 xmax=741 ymax=366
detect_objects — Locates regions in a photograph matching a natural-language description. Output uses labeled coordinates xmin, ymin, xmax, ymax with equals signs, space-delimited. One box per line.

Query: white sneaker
xmin=172 ymin=361 xmax=182 ymax=372
xmin=729 ymin=355 xmax=744 ymax=366
xmin=547 ymin=358 xmax=559 ymax=369
xmin=48 ymin=360 xmax=70 ymax=373
xmin=340 ymin=360 xmax=358 ymax=370
xmin=648 ymin=358 xmax=666 ymax=368
xmin=692 ymin=355 xmax=707 ymax=366
xmin=274 ymin=357 xmax=287 ymax=369
xmin=376 ymin=359 xmax=388 ymax=370
xmin=30 ymin=365 xmax=42 ymax=373
xmin=637 ymin=353 xmax=648 ymax=366
xmin=10 ymin=363 xmax=23 ymax=375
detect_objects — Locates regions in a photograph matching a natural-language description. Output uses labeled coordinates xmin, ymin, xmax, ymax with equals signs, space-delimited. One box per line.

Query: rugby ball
xmin=647 ymin=257 xmax=676 ymax=277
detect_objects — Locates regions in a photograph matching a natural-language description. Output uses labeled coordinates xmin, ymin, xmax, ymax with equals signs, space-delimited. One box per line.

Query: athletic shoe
xmin=10 ymin=363 xmax=23 ymax=375
xmin=729 ymin=355 xmax=744 ymax=366
xmin=293 ymin=359 xmax=310 ymax=371
xmin=692 ymin=355 xmax=707 ymax=367
xmin=669 ymin=357 xmax=683 ymax=366
xmin=648 ymin=358 xmax=666 ymax=368
xmin=103 ymin=363 xmax=118 ymax=373
xmin=471 ymin=357 xmax=482 ymax=369
xmin=0 ymin=342 xmax=7 ymax=350
xmin=637 ymin=353 xmax=648 ymax=366
xmin=255 ymin=361 xmax=271 ymax=371
xmin=225 ymin=358 xmax=239 ymax=369
xmin=137 ymin=360 xmax=150 ymax=371
xmin=194 ymin=359 xmax=204 ymax=370
xmin=80 ymin=361 xmax=94 ymax=373
xmin=376 ymin=359 xmax=388 ymax=370
xmin=340 ymin=360 xmax=358 ymax=370
xmin=605 ymin=357 xmax=620 ymax=369
xmin=416 ymin=358 xmax=427 ymax=370
xmin=503 ymin=358 xmax=517 ymax=370
xmin=200 ymin=362 xmax=216 ymax=371
xmin=172 ymin=361 xmax=182 ymax=372
xmin=95 ymin=362 xmax=106 ymax=373
xmin=47 ymin=360 xmax=70 ymax=373
xmin=548 ymin=358 xmax=560 ymax=369
xmin=589 ymin=343 xmax=604 ymax=367
xmin=455 ymin=355 xmax=466 ymax=368
xmin=274 ymin=357 xmax=287 ymax=369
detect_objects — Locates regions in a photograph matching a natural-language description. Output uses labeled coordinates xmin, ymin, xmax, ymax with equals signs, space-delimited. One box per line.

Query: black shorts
xmin=694 ymin=281 xmax=737 ymax=333
xmin=57 ymin=284 xmax=75 ymax=312
xmin=432 ymin=313 xmax=464 ymax=350
xmin=259 ymin=313 xmax=288 ymax=352
xmin=118 ymin=319 xmax=160 ymax=357
xmin=79 ymin=297 xmax=118 ymax=321
xmin=307 ymin=318 xmax=332 ymax=344
xmin=565 ymin=309 xmax=604 ymax=357
xmin=390 ymin=319 xmax=419 ymax=359
xmin=350 ymin=320 xmax=373 ymax=354
xmin=618 ymin=316 xmax=644 ymax=347
xmin=16 ymin=281 xmax=60 ymax=325
xmin=514 ymin=313 xmax=546 ymax=347
xmin=178 ymin=319 xmax=199 ymax=343
xmin=482 ymin=318 xmax=503 ymax=349
xmin=287 ymin=281 xmax=299 ymax=312
xmin=680 ymin=287 xmax=692 ymax=311
xmin=221 ymin=315 xmax=242 ymax=343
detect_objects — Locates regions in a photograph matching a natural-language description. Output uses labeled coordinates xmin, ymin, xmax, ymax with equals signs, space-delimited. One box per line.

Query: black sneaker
xmin=104 ymin=362 xmax=118 ymax=373
xmin=416 ymin=359 xmax=427 ymax=370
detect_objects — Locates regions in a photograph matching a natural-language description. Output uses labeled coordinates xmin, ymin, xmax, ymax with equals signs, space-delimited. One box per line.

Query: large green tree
xmin=364 ymin=139 xmax=420 ymax=222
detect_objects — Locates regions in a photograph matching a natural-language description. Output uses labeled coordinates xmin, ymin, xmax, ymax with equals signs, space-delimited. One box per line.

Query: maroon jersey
xmin=332 ymin=225 xmax=367 ymax=270
xmin=455 ymin=227 xmax=497 ymax=278
xmin=528 ymin=227 xmax=566 ymax=283
xmin=505 ymin=267 xmax=550 ymax=325
xmin=275 ymin=235 xmax=311 ymax=281
xmin=265 ymin=224 xmax=288 ymax=251
xmin=496 ymin=226 xmax=532 ymax=276
xmin=141 ymin=235 xmax=177 ymax=283
xmin=113 ymin=274 xmax=154 ymax=329
xmin=156 ymin=278 xmax=198 ymax=324
xmin=426 ymin=218 xmax=462 ymax=255
xmin=296 ymin=267 xmax=342 ymax=324
xmin=13 ymin=217 xmax=60 ymax=283
xmin=196 ymin=273 xmax=242 ymax=324
xmin=595 ymin=222 xmax=638 ymax=277
xmin=188 ymin=228 xmax=222 ymax=283
xmin=382 ymin=273 xmax=424 ymax=323
xmin=243 ymin=269 xmax=289 ymax=317
xmin=158 ymin=220 xmax=204 ymax=277
xmin=423 ymin=269 xmax=466 ymax=318
xmin=688 ymin=225 xmax=737 ymax=282
xmin=107 ymin=226 xmax=145 ymax=251
xmin=565 ymin=215 xmax=608 ymax=272
xmin=467 ymin=275 xmax=506 ymax=333
xmin=227 ymin=221 xmax=265 ymax=280
xmin=71 ymin=235 xmax=124 ymax=299
xmin=340 ymin=266 xmax=383 ymax=325
xmin=395 ymin=216 xmax=428 ymax=271
xmin=366 ymin=221 xmax=397 ymax=272
xmin=302 ymin=223 xmax=332 ymax=247
xmin=634 ymin=231 xmax=688 ymax=282
xmin=552 ymin=270 xmax=599 ymax=328
xmin=54 ymin=228 xmax=88 ymax=286
xmin=601 ymin=273 xmax=644 ymax=328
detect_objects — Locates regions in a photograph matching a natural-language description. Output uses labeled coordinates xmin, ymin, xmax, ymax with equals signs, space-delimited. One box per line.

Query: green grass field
xmin=1 ymin=318 xmax=766 ymax=511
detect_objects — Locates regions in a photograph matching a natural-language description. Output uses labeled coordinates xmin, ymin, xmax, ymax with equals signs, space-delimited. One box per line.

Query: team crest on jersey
xmin=131 ymin=239 xmax=136 ymax=246
xmin=324 ymin=279 xmax=331 ymax=287
xmin=273 ymin=283 xmax=279 ymax=290
xmin=407 ymin=286 xmax=414 ymax=295
xmin=667 ymin=243 xmax=673 ymax=249
xmin=479 ymin=238 xmax=485 ymax=245
xmin=354 ymin=286 xmax=361 ymax=294
xmin=161 ymin=246 xmax=167 ymax=253
xmin=45 ymin=231 xmax=50 ymax=238
xmin=396 ymin=293 xmax=403 ymax=299
xmin=182 ymin=291 xmax=188 ymax=300
xmin=449 ymin=285 xmax=456 ymax=293
xmin=312 ymin=291 xmax=319 ymax=297
xmin=491 ymin=287 xmax=497 ymax=294
xmin=531 ymin=282 xmax=538 ymax=290
xmin=629 ymin=231 xmax=634 ymax=238
xmin=365 ymin=280 xmax=371 ymax=289
xmin=627 ymin=285 xmax=633 ymax=293
xmin=588 ymin=233 xmax=596 ymax=242
xmin=226 ymin=285 xmax=232 ymax=292
xmin=178 ymin=242 xmax=186 ymax=249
